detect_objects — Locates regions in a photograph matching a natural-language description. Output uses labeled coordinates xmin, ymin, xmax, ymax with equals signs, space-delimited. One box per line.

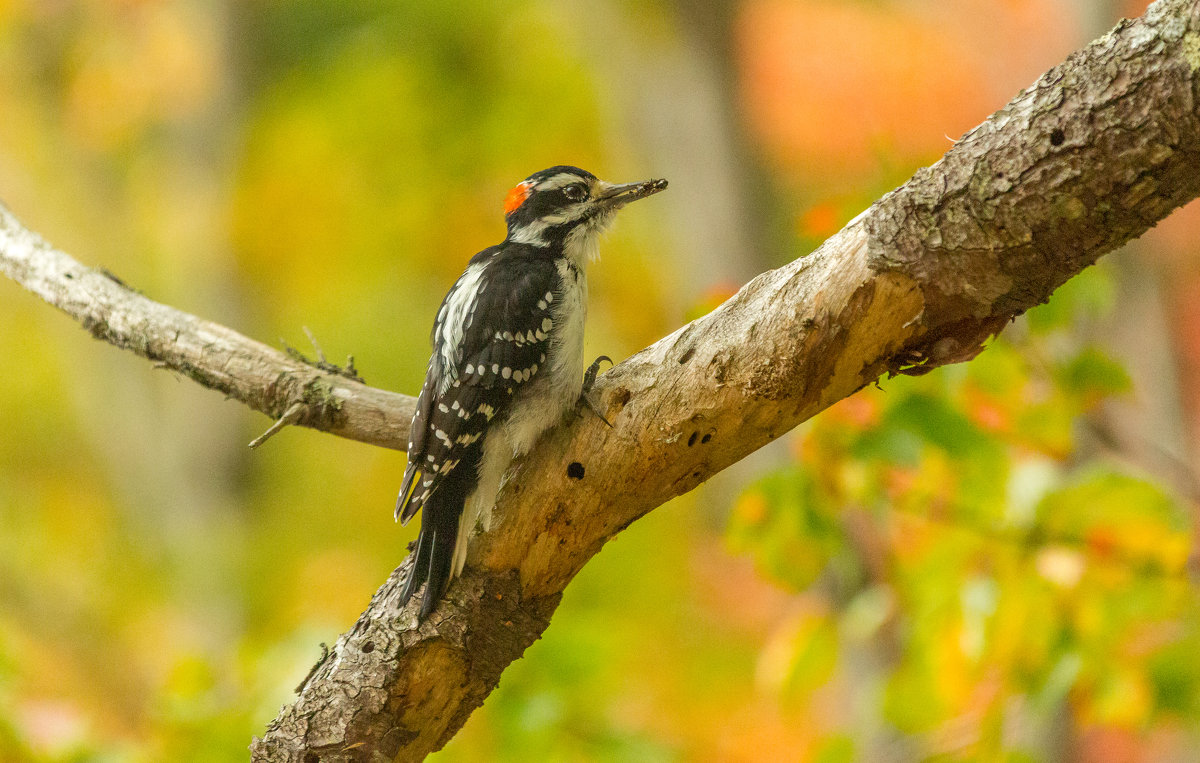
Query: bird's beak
xmin=596 ymin=178 xmax=669 ymax=206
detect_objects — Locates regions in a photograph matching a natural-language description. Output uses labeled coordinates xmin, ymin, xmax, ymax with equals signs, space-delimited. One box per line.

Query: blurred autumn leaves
xmin=1 ymin=0 xmax=1198 ymax=761
xmin=730 ymin=266 xmax=1200 ymax=756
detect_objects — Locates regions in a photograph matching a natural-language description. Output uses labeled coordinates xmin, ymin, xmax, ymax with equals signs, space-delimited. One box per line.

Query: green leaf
xmin=1056 ymin=347 xmax=1133 ymax=401
xmin=1026 ymin=266 xmax=1115 ymax=333
xmin=727 ymin=467 xmax=852 ymax=591
xmin=882 ymin=392 xmax=998 ymax=459
xmin=1037 ymin=468 xmax=1186 ymax=536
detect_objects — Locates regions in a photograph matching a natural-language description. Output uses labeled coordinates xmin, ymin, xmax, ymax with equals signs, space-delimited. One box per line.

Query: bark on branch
xmin=2 ymin=1 xmax=1199 ymax=760
xmin=0 ymin=214 xmax=416 ymax=450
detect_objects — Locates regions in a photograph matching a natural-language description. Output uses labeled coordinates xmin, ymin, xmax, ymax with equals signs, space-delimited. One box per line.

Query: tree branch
xmin=0 ymin=213 xmax=415 ymax=451
xmin=2 ymin=1 xmax=1199 ymax=760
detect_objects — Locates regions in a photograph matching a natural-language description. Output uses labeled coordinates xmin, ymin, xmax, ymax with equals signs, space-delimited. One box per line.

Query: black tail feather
xmin=398 ymin=442 xmax=481 ymax=620
xmin=399 ymin=524 xmax=433 ymax=609
xmin=398 ymin=491 xmax=461 ymax=620
xmin=421 ymin=527 xmax=455 ymax=619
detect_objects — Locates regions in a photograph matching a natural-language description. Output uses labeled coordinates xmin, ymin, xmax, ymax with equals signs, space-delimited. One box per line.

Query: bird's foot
xmin=575 ymin=355 xmax=613 ymax=428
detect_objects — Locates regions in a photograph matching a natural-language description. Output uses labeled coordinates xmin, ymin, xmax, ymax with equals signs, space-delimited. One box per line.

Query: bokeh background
xmin=1 ymin=0 xmax=1199 ymax=760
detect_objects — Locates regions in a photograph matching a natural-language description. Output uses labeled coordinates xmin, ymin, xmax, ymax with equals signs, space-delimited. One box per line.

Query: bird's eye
xmin=563 ymin=183 xmax=588 ymax=202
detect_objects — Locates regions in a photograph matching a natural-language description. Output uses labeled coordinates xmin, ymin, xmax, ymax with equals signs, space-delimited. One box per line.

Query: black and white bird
xmin=396 ymin=166 xmax=667 ymax=619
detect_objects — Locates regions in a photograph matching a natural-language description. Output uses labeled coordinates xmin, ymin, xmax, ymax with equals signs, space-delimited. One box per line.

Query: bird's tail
xmin=398 ymin=491 xmax=460 ymax=620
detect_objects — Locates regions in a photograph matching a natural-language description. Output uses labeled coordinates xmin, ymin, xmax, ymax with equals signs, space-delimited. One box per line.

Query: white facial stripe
xmin=509 ymin=218 xmax=550 ymax=246
xmin=545 ymin=206 xmax=590 ymax=224
xmin=508 ymin=203 xmax=592 ymax=246
xmin=536 ymin=172 xmax=587 ymax=191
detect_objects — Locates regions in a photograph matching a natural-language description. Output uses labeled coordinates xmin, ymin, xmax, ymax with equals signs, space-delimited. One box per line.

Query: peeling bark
xmin=2 ymin=1 xmax=1199 ymax=760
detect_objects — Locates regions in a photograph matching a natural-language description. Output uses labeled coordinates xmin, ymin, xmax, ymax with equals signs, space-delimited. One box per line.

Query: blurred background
xmin=1 ymin=0 xmax=1198 ymax=760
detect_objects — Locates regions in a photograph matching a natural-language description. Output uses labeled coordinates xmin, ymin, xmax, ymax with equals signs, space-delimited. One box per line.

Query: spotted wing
xmin=396 ymin=256 xmax=557 ymax=523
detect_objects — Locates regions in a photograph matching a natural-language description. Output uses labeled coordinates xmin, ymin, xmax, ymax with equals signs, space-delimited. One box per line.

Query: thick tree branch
xmin=0 ymin=213 xmax=416 ymax=450
xmin=2 ymin=1 xmax=1199 ymax=760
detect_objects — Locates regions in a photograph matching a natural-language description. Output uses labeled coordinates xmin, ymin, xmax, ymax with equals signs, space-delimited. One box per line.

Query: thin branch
xmin=248 ymin=402 xmax=308 ymax=449
xmin=0 ymin=214 xmax=414 ymax=450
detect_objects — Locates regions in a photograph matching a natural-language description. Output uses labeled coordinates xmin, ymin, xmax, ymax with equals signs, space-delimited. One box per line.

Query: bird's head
xmin=502 ymin=165 xmax=667 ymax=253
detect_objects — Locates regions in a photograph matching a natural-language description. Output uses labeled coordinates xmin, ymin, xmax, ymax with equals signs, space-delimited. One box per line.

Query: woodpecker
xmin=396 ymin=166 xmax=668 ymax=619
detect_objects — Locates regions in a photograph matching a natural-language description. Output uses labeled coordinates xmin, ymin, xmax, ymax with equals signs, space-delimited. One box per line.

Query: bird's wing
xmin=396 ymin=256 xmax=557 ymax=523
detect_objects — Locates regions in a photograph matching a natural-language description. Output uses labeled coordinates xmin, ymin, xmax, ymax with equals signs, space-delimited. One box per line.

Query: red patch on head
xmin=503 ymin=181 xmax=531 ymax=216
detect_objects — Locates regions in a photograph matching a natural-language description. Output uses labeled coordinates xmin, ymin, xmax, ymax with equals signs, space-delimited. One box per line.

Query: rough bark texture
xmin=1 ymin=1 xmax=1198 ymax=761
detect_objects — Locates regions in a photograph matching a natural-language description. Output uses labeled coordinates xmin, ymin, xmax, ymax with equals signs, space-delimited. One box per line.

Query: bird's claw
xmin=583 ymin=355 xmax=611 ymax=396
xmin=576 ymin=355 xmax=613 ymax=427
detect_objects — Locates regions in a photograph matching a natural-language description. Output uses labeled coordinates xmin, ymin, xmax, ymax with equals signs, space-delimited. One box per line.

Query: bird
xmin=395 ymin=165 xmax=668 ymax=619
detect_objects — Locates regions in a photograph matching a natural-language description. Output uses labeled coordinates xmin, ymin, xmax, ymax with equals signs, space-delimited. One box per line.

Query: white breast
xmin=547 ymin=258 xmax=587 ymax=406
